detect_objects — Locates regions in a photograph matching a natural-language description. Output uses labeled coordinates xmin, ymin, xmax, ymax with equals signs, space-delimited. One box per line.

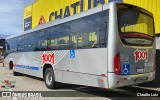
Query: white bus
xmin=4 ymin=2 xmax=156 ymax=89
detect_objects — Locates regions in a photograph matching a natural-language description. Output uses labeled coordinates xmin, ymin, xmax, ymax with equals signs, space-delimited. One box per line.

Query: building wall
xmin=23 ymin=0 xmax=160 ymax=34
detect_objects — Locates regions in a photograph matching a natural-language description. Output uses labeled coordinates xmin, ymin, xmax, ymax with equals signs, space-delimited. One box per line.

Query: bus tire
xmin=44 ymin=68 xmax=56 ymax=89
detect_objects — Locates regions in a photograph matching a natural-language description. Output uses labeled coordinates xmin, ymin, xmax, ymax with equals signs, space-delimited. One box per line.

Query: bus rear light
xmin=114 ymin=52 xmax=121 ymax=75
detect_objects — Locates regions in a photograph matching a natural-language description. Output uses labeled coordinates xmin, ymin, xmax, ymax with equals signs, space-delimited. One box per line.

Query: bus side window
xmin=82 ymin=33 xmax=89 ymax=47
xmin=89 ymin=32 xmax=98 ymax=47
xmin=70 ymin=33 xmax=77 ymax=48
xmin=39 ymin=40 xmax=47 ymax=51
xmin=48 ymin=22 xmax=70 ymax=50
xmin=59 ymin=36 xmax=69 ymax=49
xmin=17 ymin=45 xmax=20 ymax=52
xmin=70 ymin=10 xmax=108 ymax=49
xmin=48 ymin=38 xmax=59 ymax=50
xmin=77 ymin=34 xmax=83 ymax=48
xmin=18 ymin=36 xmax=25 ymax=52
xmin=34 ymin=30 xmax=48 ymax=51
xmin=8 ymin=44 xmax=10 ymax=50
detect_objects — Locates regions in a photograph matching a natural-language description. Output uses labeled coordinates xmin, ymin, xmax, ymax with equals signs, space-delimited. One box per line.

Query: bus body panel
xmin=119 ymin=45 xmax=155 ymax=75
xmin=69 ymin=48 xmax=107 ymax=75
xmin=4 ymin=48 xmax=109 ymax=88
xmin=4 ymin=2 xmax=156 ymax=89
xmin=63 ymin=71 xmax=108 ymax=88
xmin=108 ymin=71 xmax=155 ymax=88
xmin=63 ymin=48 xmax=108 ymax=88
xmin=105 ymin=2 xmax=118 ymax=73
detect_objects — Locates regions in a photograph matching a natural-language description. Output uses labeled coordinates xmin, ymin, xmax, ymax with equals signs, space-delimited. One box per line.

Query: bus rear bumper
xmin=107 ymin=71 xmax=155 ymax=88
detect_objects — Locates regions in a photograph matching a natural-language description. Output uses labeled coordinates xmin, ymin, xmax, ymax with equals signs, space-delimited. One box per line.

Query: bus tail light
xmin=114 ymin=52 xmax=121 ymax=75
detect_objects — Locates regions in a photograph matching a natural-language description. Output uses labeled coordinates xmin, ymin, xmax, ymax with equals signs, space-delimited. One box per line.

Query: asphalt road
xmin=0 ymin=66 xmax=159 ymax=100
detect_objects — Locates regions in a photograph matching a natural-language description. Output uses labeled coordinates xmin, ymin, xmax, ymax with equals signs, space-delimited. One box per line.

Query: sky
xmin=0 ymin=0 xmax=35 ymax=36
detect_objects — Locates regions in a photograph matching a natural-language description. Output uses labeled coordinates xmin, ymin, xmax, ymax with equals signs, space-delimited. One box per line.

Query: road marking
xmin=7 ymin=75 xmax=22 ymax=80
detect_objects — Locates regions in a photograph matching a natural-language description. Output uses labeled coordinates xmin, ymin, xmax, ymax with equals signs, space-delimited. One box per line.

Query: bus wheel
xmin=44 ymin=68 xmax=56 ymax=89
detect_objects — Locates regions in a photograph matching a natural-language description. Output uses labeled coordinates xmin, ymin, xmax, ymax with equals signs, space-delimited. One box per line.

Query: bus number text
xmin=42 ymin=53 xmax=55 ymax=65
xmin=134 ymin=49 xmax=148 ymax=62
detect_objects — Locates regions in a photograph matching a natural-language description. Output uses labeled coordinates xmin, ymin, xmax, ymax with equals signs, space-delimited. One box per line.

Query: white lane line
xmin=7 ymin=75 xmax=22 ymax=80
xmin=9 ymin=89 xmax=17 ymax=100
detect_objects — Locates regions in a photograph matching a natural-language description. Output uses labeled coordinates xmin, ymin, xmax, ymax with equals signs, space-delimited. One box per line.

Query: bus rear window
xmin=117 ymin=6 xmax=154 ymax=46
